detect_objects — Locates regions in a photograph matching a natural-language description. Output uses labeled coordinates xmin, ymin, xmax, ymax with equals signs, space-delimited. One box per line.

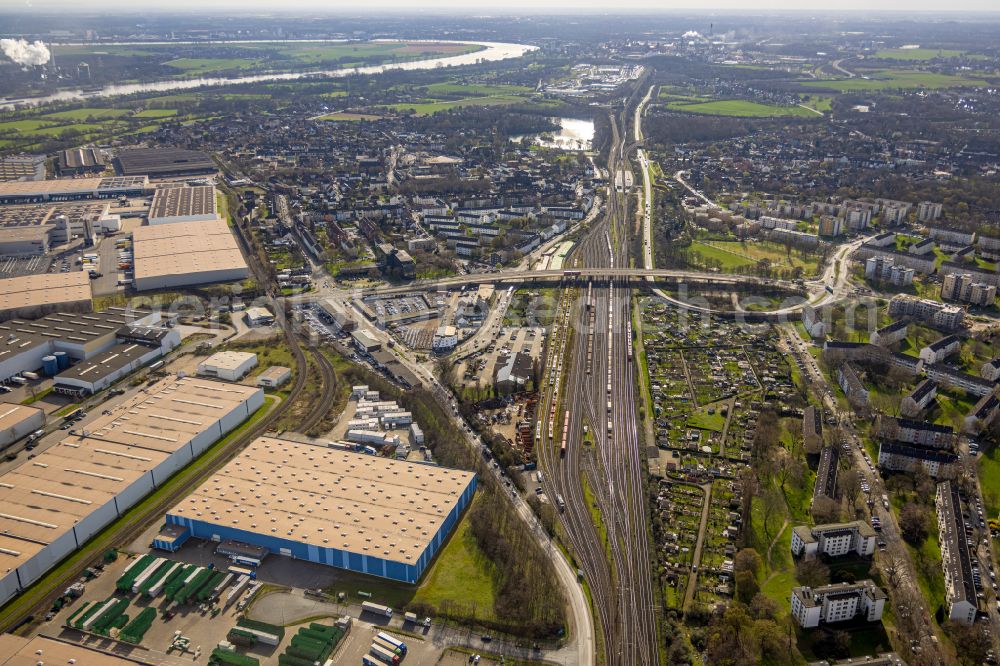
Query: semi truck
xmin=361 ymin=601 xmax=393 ymax=618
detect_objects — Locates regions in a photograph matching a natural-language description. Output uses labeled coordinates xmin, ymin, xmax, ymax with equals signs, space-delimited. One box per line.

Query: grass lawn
xmin=686 ymin=405 xmax=726 ymax=431
xmin=686 ymin=241 xmax=755 ymax=271
xmin=664 ymin=99 xmax=816 ymax=118
xmin=800 ymin=96 xmax=834 ymax=113
xmin=805 ymin=69 xmax=988 ymax=92
xmin=411 ymin=513 xmax=496 ymax=611
xmin=874 ymin=48 xmax=965 ymax=60
xmin=0 ymin=119 xmax=59 ymax=134
xmin=690 ymin=240 xmax=821 ymax=275
xmin=979 ymin=445 xmax=1000 ymax=522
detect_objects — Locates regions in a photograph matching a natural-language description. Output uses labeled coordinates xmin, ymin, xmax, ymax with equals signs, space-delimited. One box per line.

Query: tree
xmin=839 ymin=469 xmax=863 ymax=514
xmin=734 ymin=548 xmax=763 ymax=577
xmin=811 ymin=495 xmax=841 ymax=523
xmin=881 ymin=551 xmax=904 ymax=588
xmin=810 ymin=628 xmax=851 ymax=660
xmin=899 ymin=502 xmax=930 ymax=545
xmin=946 ymin=620 xmax=993 ymax=666
xmin=760 ymin=489 xmax=785 ymax=543
xmin=749 ymin=593 xmax=780 ymax=620
xmin=795 ymin=558 xmax=831 ymax=588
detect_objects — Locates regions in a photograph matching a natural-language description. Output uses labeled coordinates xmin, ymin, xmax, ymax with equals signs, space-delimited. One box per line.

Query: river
xmin=1 ymin=40 xmax=537 ymax=110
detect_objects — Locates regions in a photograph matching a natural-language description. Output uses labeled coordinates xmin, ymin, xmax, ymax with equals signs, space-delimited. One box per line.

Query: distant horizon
xmin=3 ymin=2 xmax=1000 ymax=15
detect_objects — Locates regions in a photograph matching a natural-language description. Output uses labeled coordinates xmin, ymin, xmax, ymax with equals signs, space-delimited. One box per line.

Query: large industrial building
xmin=58 ymin=147 xmax=107 ymax=176
xmin=0 ymin=307 xmax=170 ymax=384
xmin=0 ymin=200 xmax=115 ymax=247
xmin=0 ymin=272 xmax=93 ymax=321
xmin=0 ymin=634 xmax=151 ymax=665
xmin=0 ymin=176 xmax=150 ymax=205
xmin=149 ymin=184 xmax=219 ymax=225
xmin=114 ymin=147 xmax=216 ymax=178
xmin=131 ymin=218 xmax=249 ymax=291
xmin=165 ymin=437 xmax=477 ymax=584
xmin=0 ymin=376 xmax=264 ymax=606
xmin=0 ymin=402 xmax=45 ymax=450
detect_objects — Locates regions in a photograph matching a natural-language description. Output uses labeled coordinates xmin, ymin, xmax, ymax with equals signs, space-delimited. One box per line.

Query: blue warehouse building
xmin=165 ymin=436 xmax=477 ymax=583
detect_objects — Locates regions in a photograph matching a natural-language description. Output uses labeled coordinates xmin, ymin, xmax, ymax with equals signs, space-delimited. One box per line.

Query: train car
xmin=555 ymin=494 xmax=566 ymax=511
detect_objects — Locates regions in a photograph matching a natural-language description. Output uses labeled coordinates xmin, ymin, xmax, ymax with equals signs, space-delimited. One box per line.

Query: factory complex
xmin=0 ymin=376 xmax=264 ymax=606
xmin=164 ymin=436 xmax=477 ymax=583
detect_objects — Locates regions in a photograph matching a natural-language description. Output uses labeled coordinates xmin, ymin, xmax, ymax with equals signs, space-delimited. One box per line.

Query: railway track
xmin=538 ymin=100 xmax=659 ymax=665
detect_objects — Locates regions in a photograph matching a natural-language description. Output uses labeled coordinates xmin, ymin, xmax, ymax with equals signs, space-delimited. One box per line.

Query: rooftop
xmin=200 ymin=350 xmax=257 ymax=371
xmin=150 ymin=184 xmax=217 ymax=220
xmin=114 ymin=147 xmax=216 ymax=177
xmin=0 ymin=377 xmax=260 ymax=577
xmin=0 ymin=634 xmax=150 ymax=666
xmin=167 ymin=437 xmax=476 ymax=565
xmin=0 ymin=272 xmax=92 ymax=317
xmin=132 ymin=218 xmax=247 ymax=283
xmin=0 ymin=403 xmax=43 ymax=431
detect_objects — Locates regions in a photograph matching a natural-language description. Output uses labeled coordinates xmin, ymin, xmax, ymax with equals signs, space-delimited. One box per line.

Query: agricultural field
xmin=804 ymin=69 xmax=989 ymax=92
xmin=384 ymin=93 xmax=532 ymax=115
xmin=873 ymin=48 xmax=966 ymax=60
xmin=663 ymin=99 xmax=817 ymax=118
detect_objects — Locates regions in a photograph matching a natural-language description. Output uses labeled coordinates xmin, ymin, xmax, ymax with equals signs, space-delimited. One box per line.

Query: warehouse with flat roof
xmin=0 ymin=376 xmax=264 ymax=606
xmin=0 ymin=402 xmax=45 ymax=450
xmin=0 ymin=271 xmax=93 ymax=321
xmin=114 ymin=147 xmax=216 ymax=178
xmin=149 ymin=184 xmax=219 ymax=225
xmin=166 ymin=437 xmax=477 ymax=583
xmin=131 ymin=218 xmax=249 ymax=291
xmin=0 ymin=634 xmax=152 ymax=665
xmin=0 ymin=176 xmax=150 ymax=205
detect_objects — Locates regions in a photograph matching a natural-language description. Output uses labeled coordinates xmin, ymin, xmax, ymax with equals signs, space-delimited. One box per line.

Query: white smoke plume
xmin=1 ymin=38 xmax=52 ymax=66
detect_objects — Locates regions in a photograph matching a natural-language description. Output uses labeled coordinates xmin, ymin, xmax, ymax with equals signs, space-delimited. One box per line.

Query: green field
xmin=874 ymin=48 xmax=965 ymax=60
xmin=385 ymin=94 xmax=530 ymax=115
xmin=41 ymin=107 xmax=132 ymax=120
xmin=664 ymin=99 xmax=816 ymax=118
xmin=805 ymin=69 xmax=988 ymax=92
xmin=710 ymin=240 xmax=822 ymax=274
xmin=687 ymin=241 xmax=756 ymax=271
xmin=133 ymin=108 xmax=179 ymax=118
xmin=422 ymin=82 xmax=533 ymax=96
xmin=315 ymin=111 xmax=384 ymax=122
xmin=411 ymin=514 xmax=497 ymax=611
xmin=163 ymin=57 xmax=260 ymax=74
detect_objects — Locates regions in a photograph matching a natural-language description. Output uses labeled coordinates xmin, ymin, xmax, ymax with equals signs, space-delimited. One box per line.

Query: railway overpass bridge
xmin=291 ymin=268 xmax=835 ymax=321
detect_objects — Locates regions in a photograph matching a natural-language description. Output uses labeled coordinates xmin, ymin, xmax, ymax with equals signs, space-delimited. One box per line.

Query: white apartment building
xmin=791 ymin=522 xmax=877 ymax=559
xmin=791 ymin=580 xmax=887 ymax=628
xmin=942 ymin=273 xmax=997 ymax=307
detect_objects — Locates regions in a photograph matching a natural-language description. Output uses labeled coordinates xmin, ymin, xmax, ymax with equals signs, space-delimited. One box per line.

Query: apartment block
xmin=916 ymin=201 xmax=943 ymax=223
xmin=888 ymin=296 xmax=965 ymax=331
xmin=791 ymin=580 xmax=887 ymax=628
xmin=864 ymin=256 xmax=914 ymax=286
xmin=791 ymin=521 xmax=877 ymax=559
xmin=900 ymin=379 xmax=937 ymax=418
xmin=877 ymin=441 xmax=957 ymax=478
xmin=936 ymin=480 xmax=978 ymax=625
xmin=942 ymin=272 xmax=997 ymax=307
xmin=876 ymin=415 xmax=956 ymax=450
xmin=838 ymin=363 xmax=869 ymax=408
xmin=870 ymin=321 xmax=908 ymax=347
xmin=919 ymin=335 xmax=961 ymax=365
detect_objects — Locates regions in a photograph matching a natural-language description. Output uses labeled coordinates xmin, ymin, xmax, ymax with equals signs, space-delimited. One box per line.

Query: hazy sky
xmin=8 ymin=0 xmax=1000 ymax=12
